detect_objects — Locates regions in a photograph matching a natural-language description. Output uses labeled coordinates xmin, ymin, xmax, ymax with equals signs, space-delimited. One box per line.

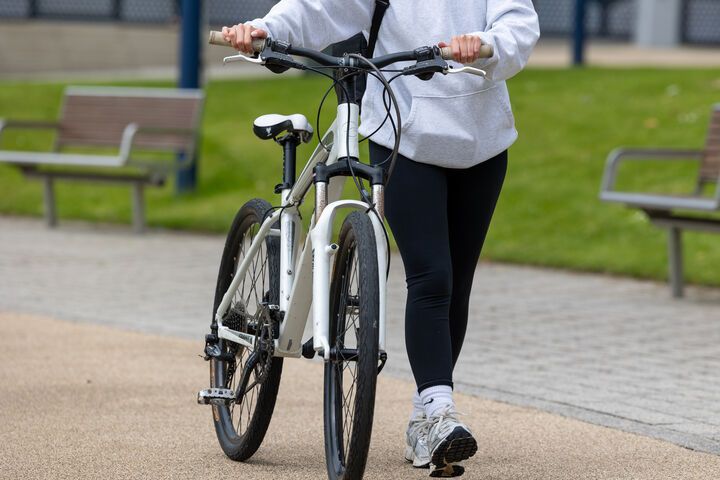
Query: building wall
xmin=0 ymin=21 xmax=179 ymax=75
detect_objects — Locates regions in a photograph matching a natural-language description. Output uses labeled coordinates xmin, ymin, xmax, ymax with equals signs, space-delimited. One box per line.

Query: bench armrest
xmin=0 ymin=119 xmax=60 ymax=144
xmin=599 ymin=148 xmax=704 ymax=197
xmin=119 ymin=123 xmax=198 ymax=169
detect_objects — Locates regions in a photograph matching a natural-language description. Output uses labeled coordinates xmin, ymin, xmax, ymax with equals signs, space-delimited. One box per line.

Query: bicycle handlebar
xmin=208 ymin=30 xmax=494 ymax=64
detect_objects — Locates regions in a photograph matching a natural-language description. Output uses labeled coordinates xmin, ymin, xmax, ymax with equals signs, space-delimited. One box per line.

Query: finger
xmin=438 ymin=41 xmax=449 ymax=48
xmin=466 ymin=35 xmax=478 ymax=62
xmin=224 ymin=25 xmax=235 ymax=45
xmin=243 ymin=24 xmax=254 ymax=53
xmin=251 ymin=29 xmax=267 ymax=39
xmin=451 ymin=36 xmax=461 ymax=62
xmin=221 ymin=26 xmax=229 ymax=40
xmin=472 ymin=36 xmax=481 ymax=62
xmin=460 ymin=35 xmax=471 ymax=63
xmin=465 ymin=36 xmax=473 ymax=63
xmin=231 ymin=24 xmax=242 ymax=50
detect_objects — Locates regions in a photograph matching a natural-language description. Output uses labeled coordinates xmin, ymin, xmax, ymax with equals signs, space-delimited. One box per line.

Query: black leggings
xmin=368 ymin=141 xmax=508 ymax=392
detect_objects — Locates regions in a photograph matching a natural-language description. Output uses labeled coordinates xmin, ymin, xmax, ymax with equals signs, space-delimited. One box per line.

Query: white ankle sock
xmin=419 ymin=385 xmax=454 ymax=418
xmin=410 ymin=391 xmax=425 ymax=420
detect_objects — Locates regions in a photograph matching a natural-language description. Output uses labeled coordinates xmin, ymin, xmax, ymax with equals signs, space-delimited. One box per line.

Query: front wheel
xmin=324 ymin=211 xmax=380 ymax=480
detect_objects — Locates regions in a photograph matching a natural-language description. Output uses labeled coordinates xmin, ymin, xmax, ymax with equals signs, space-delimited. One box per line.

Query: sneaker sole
xmin=429 ymin=463 xmax=465 ymax=478
xmin=430 ymin=426 xmax=477 ymax=468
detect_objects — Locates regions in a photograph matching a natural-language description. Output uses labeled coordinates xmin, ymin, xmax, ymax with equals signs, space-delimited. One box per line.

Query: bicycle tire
xmin=324 ymin=211 xmax=380 ymax=480
xmin=210 ymin=198 xmax=284 ymax=461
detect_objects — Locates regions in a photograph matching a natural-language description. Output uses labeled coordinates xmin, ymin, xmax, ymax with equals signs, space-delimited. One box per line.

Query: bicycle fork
xmin=311 ymin=102 xmax=388 ymax=362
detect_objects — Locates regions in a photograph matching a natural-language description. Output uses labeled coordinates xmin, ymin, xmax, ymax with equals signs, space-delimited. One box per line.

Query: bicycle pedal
xmin=197 ymin=388 xmax=236 ymax=406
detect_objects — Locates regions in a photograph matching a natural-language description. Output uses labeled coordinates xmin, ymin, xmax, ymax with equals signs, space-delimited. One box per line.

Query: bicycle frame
xmin=213 ymin=103 xmax=388 ymax=361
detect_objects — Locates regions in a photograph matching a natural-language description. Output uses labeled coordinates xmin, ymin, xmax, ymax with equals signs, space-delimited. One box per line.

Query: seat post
xmin=276 ymin=134 xmax=299 ymax=193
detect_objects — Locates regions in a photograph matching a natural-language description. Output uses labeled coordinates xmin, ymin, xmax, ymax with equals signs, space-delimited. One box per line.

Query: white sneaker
xmin=426 ymin=406 xmax=477 ymax=477
xmin=404 ymin=414 xmax=431 ymax=468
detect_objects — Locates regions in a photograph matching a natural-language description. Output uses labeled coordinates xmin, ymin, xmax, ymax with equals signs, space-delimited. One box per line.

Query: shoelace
xmin=428 ymin=407 xmax=468 ymax=437
xmin=416 ymin=418 xmax=432 ymax=440
xmin=408 ymin=417 xmax=431 ymax=442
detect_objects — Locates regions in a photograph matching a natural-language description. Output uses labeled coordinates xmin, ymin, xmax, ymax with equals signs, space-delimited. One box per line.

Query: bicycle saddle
xmin=253 ymin=114 xmax=314 ymax=143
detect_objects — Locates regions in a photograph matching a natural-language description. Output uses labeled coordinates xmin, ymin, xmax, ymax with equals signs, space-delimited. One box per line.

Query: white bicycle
xmin=198 ymin=31 xmax=490 ymax=480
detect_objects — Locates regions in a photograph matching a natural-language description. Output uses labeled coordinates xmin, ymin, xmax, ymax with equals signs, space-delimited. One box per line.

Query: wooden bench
xmin=0 ymin=86 xmax=205 ymax=232
xmin=600 ymin=104 xmax=720 ymax=297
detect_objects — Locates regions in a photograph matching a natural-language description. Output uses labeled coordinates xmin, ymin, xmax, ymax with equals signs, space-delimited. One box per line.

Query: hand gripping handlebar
xmin=208 ymin=30 xmax=494 ymax=61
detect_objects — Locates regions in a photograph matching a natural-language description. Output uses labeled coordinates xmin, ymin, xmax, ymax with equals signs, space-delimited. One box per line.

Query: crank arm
xmin=234 ymin=350 xmax=260 ymax=402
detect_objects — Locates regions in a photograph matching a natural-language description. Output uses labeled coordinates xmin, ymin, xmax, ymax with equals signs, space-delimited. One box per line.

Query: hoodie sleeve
xmin=467 ymin=0 xmax=540 ymax=81
xmin=248 ymin=0 xmax=374 ymax=52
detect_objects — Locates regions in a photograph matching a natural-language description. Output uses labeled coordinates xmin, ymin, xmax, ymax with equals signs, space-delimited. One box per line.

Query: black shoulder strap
xmin=366 ymin=0 xmax=390 ymax=57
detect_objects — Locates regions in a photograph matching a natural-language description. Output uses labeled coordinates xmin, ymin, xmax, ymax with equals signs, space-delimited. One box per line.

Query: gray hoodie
xmin=251 ymin=0 xmax=539 ymax=168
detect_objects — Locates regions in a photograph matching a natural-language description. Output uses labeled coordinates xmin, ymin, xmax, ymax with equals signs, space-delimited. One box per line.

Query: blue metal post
xmin=573 ymin=0 xmax=587 ymax=67
xmin=177 ymin=0 xmax=202 ymax=193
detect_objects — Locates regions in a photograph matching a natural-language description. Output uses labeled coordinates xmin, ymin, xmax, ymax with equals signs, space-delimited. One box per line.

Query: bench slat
xmin=600 ymin=191 xmax=720 ymax=211
xmin=21 ymin=167 xmax=165 ymax=186
xmin=0 ymin=151 xmax=123 ymax=168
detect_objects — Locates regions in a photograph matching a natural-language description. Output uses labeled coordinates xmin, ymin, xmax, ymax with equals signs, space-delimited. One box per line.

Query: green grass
xmin=1 ymin=69 xmax=720 ymax=285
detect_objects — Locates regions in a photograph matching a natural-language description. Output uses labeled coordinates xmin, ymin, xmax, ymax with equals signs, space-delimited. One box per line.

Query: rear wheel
xmin=210 ymin=198 xmax=283 ymax=461
xmin=324 ymin=211 xmax=380 ymax=480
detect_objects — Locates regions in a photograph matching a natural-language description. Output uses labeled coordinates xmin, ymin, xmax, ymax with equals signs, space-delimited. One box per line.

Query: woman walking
xmin=224 ymin=1 xmax=539 ymax=476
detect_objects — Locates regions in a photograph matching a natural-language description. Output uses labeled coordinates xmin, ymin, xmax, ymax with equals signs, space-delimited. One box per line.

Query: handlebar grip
xmin=208 ymin=30 xmax=265 ymax=52
xmin=439 ymin=44 xmax=494 ymax=61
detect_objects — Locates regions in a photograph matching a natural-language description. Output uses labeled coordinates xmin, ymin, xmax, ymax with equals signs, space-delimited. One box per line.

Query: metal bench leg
xmin=668 ymin=226 xmax=684 ymax=298
xmin=131 ymin=183 xmax=145 ymax=234
xmin=42 ymin=177 xmax=57 ymax=228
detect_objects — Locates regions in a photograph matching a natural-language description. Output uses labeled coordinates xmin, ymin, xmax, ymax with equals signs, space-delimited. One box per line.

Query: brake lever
xmin=223 ymin=53 xmax=264 ymax=65
xmin=446 ymin=65 xmax=487 ymax=77
xmin=223 ymin=42 xmax=305 ymax=74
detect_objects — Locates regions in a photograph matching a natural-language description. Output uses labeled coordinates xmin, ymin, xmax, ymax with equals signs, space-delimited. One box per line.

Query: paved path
xmin=3 ymin=312 xmax=720 ymax=480
xmin=1 ymin=216 xmax=719 ymax=455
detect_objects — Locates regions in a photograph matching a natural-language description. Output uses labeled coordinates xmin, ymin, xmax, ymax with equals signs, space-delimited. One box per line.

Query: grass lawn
xmin=1 ymin=69 xmax=719 ymax=285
